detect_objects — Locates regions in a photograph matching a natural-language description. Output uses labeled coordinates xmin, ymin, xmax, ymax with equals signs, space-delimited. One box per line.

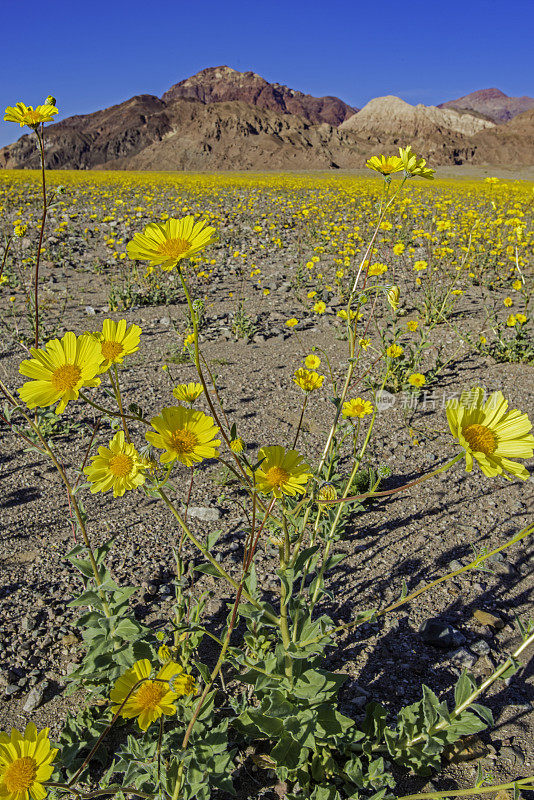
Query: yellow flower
xmin=183 ymin=333 xmax=195 ymax=349
xmin=365 ymin=155 xmax=404 ymax=176
xmin=337 ymin=309 xmax=356 ymax=321
xmin=84 ymin=431 xmax=145 ymax=497
xmin=251 ymin=446 xmax=311 ymax=498
xmin=368 ymin=262 xmax=388 ymax=276
xmin=94 ymin=319 xmax=141 ymax=371
xmin=293 ymin=368 xmax=325 ymax=393
xmin=413 ymin=260 xmax=428 ymax=271
xmin=0 ymin=723 xmax=58 ymax=800
xmin=485 ymin=177 xmax=499 ymax=184
xmin=313 ymin=301 xmax=326 ymax=314
xmin=479 ymin=335 xmax=487 ymax=345
xmin=307 ymin=291 xmax=317 ymax=299
xmin=503 ymin=297 xmax=513 ymax=307
xmin=13 ymin=224 xmax=27 ymax=238
xmin=173 ymin=382 xmax=204 ymax=403
xmin=512 ymin=280 xmax=522 ymax=291
xmin=398 ymin=146 xmax=435 ymax=179
xmin=406 ymin=320 xmax=418 ymax=332
xmin=506 ymin=314 xmax=517 ymax=327
xmin=110 ymin=659 xmax=196 ymax=731
xmin=386 ymin=344 xmax=404 ymax=358
xmin=285 ymin=318 xmax=299 ymax=328
xmin=342 ymin=398 xmax=374 ymax=419
xmin=4 ymin=102 xmax=58 ymax=129
xmin=408 ymin=373 xmax=426 ymax=388
xmin=359 ymin=338 xmax=371 ymax=350
xmin=230 ymin=437 xmax=244 ymax=453
xmin=127 ymin=216 xmax=216 ymax=271
xmin=393 ymin=243 xmax=405 ymax=255
xmin=515 ymin=313 xmax=527 ymax=325
xmin=146 ymin=406 xmax=220 ymax=466
xmin=304 ymin=354 xmax=321 ymax=371
xmin=0 ymin=276 xmax=8 ymax=286
xmin=18 ymin=332 xmax=103 ymax=414
xmin=446 ymin=388 xmax=534 ymax=480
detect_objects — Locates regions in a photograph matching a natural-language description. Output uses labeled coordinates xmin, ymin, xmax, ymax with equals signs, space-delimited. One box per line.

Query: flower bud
xmin=317 ymin=481 xmax=337 ymax=508
xmin=45 ymin=96 xmax=57 ymax=107
xmin=387 ymin=285 xmax=400 ymax=312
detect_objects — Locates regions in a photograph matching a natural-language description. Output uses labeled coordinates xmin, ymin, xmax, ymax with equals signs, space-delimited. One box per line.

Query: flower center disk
xmin=101 ymin=340 xmax=124 ymax=361
xmin=462 ymin=423 xmax=496 ymax=455
xmin=158 ymin=237 xmax=191 ymax=260
xmin=109 ymin=453 xmax=134 ymax=477
xmin=51 ymin=364 xmax=82 ymax=391
xmin=169 ymin=428 xmax=198 ymax=454
xmin=135 ymin=681 xmax=166 ymax=710
xmin=265 ymin=466 xmax=289 ymax=488
xmin=4 ymin=757 xmax=37 ymax=792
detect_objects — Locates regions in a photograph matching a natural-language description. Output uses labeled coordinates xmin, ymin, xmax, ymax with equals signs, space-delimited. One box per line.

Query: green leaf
xmin=292 ymin=545 xmax=320 ymax=576
xmin=270 ymin=732 xmax=302 ymax=771
xmin=446 ymin=711 xmax=487 ymax=740
xmin=194 ymin=562 xmax=223 ymax=577
xmin=454 ymin=671 xmax=476 ymax=708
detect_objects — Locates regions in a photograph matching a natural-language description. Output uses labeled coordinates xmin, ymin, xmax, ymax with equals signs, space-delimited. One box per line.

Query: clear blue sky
xmin=1 ymin=0 xmax=533 ymax=148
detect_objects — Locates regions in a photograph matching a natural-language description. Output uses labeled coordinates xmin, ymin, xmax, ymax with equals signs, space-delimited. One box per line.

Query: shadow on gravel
xmin=1 ymin=487 xmax=41 ymax=507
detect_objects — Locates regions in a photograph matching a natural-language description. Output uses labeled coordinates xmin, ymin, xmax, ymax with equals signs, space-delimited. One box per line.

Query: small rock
xmin=448 ymin=560 xmax=464 ymax=572
xmin=159 ymin=316 xmax=170 ymax=326
xmin=23 ymin=681 xmax=48 ymax=713
xmin=445 ymin=734 xmax=488 ymax=763
xmin=187 ymin=506 xmax=221 ymax=522
xmin=85 ymin=305 xmax=96 ymax=315
xmin=419 ymin=619 xmax=466 ymax=649
xmin=471 ymin=639 xmax=491 ymax=656
xmin=451 ymin=647 xmax=477 ymax=668
xmin=473 ymin=609 xmax=505 ymax=629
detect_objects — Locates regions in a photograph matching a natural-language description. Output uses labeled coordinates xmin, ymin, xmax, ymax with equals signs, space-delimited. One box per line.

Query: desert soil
xmin=0 ymin=172 xmax=533 ymax=799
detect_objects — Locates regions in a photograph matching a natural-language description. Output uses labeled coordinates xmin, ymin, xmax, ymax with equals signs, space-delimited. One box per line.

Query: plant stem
xmin=157 ymin=486 xmax=278 ymax=623
xmin=395 ymin=776 xmax=534 ymax=800
xmin=33 ymin=126 xmax=48 ymax=349
xmin=110 ymin=365 xmax=130 ymax=441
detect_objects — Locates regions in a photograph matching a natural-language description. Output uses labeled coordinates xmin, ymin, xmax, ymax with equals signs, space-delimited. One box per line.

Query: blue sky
xmin=1 ymin=0 xmax=533 ymax=148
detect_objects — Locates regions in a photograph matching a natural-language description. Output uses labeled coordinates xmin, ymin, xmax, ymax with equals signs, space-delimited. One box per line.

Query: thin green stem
xmin=157 ymin=486 xmax=278 ymax=623
xmin=395 ymin=777 xmax=534 ymax=800
xmin=33 ymin=126 xmax=48 ymax=348
xmin=110 ymin=365 xmax=131 ymax=441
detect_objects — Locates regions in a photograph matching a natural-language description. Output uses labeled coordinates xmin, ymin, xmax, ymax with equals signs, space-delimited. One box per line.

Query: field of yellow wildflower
xmin=0 ymin=165 xmax=533 ymax=800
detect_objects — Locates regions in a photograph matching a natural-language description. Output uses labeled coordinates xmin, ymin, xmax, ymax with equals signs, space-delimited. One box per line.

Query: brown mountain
xmin=469 ymin=108 xmax=534 ymax=164
xmin=0 ymin=94 xmax=369 ymax=171
xmin=0 ymin=95 xmax=171 ymax=170
xmin=162 ymin=66 xmax=357 ymax=126
xmin=439 ymin=88 xmax=534 ymax=123
xmin=0 ymin=71 xmax=532 ymax=171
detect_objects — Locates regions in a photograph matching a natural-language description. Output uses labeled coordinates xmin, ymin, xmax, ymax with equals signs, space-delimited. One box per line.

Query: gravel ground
xmin=0 ymin=175 xmax=532 ymax=798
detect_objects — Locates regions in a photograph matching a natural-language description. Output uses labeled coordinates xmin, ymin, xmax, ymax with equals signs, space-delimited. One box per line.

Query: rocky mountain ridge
xmin=1 ymin=68 xmax=532 ymax=170
xmin=439 ymin=88 xmax=534 ymax=123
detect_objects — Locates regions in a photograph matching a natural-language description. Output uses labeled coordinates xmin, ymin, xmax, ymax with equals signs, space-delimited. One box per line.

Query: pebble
xmin=419 ymin=619 xmax=466 ymax=649
xmin=471 ymin=639 xmax=491 ymax=656
xmin=451 ymin=647 xmax=477 ymax=668
xmin=23 ymin=681 xmax=48 ymax=713
xmin=473 ymin=609 xmax=505 ymax=629
xmin=84 ymin=305 xmax=96 ymax=315
xmin=186 ymin=506 xmax=221 ymax=521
